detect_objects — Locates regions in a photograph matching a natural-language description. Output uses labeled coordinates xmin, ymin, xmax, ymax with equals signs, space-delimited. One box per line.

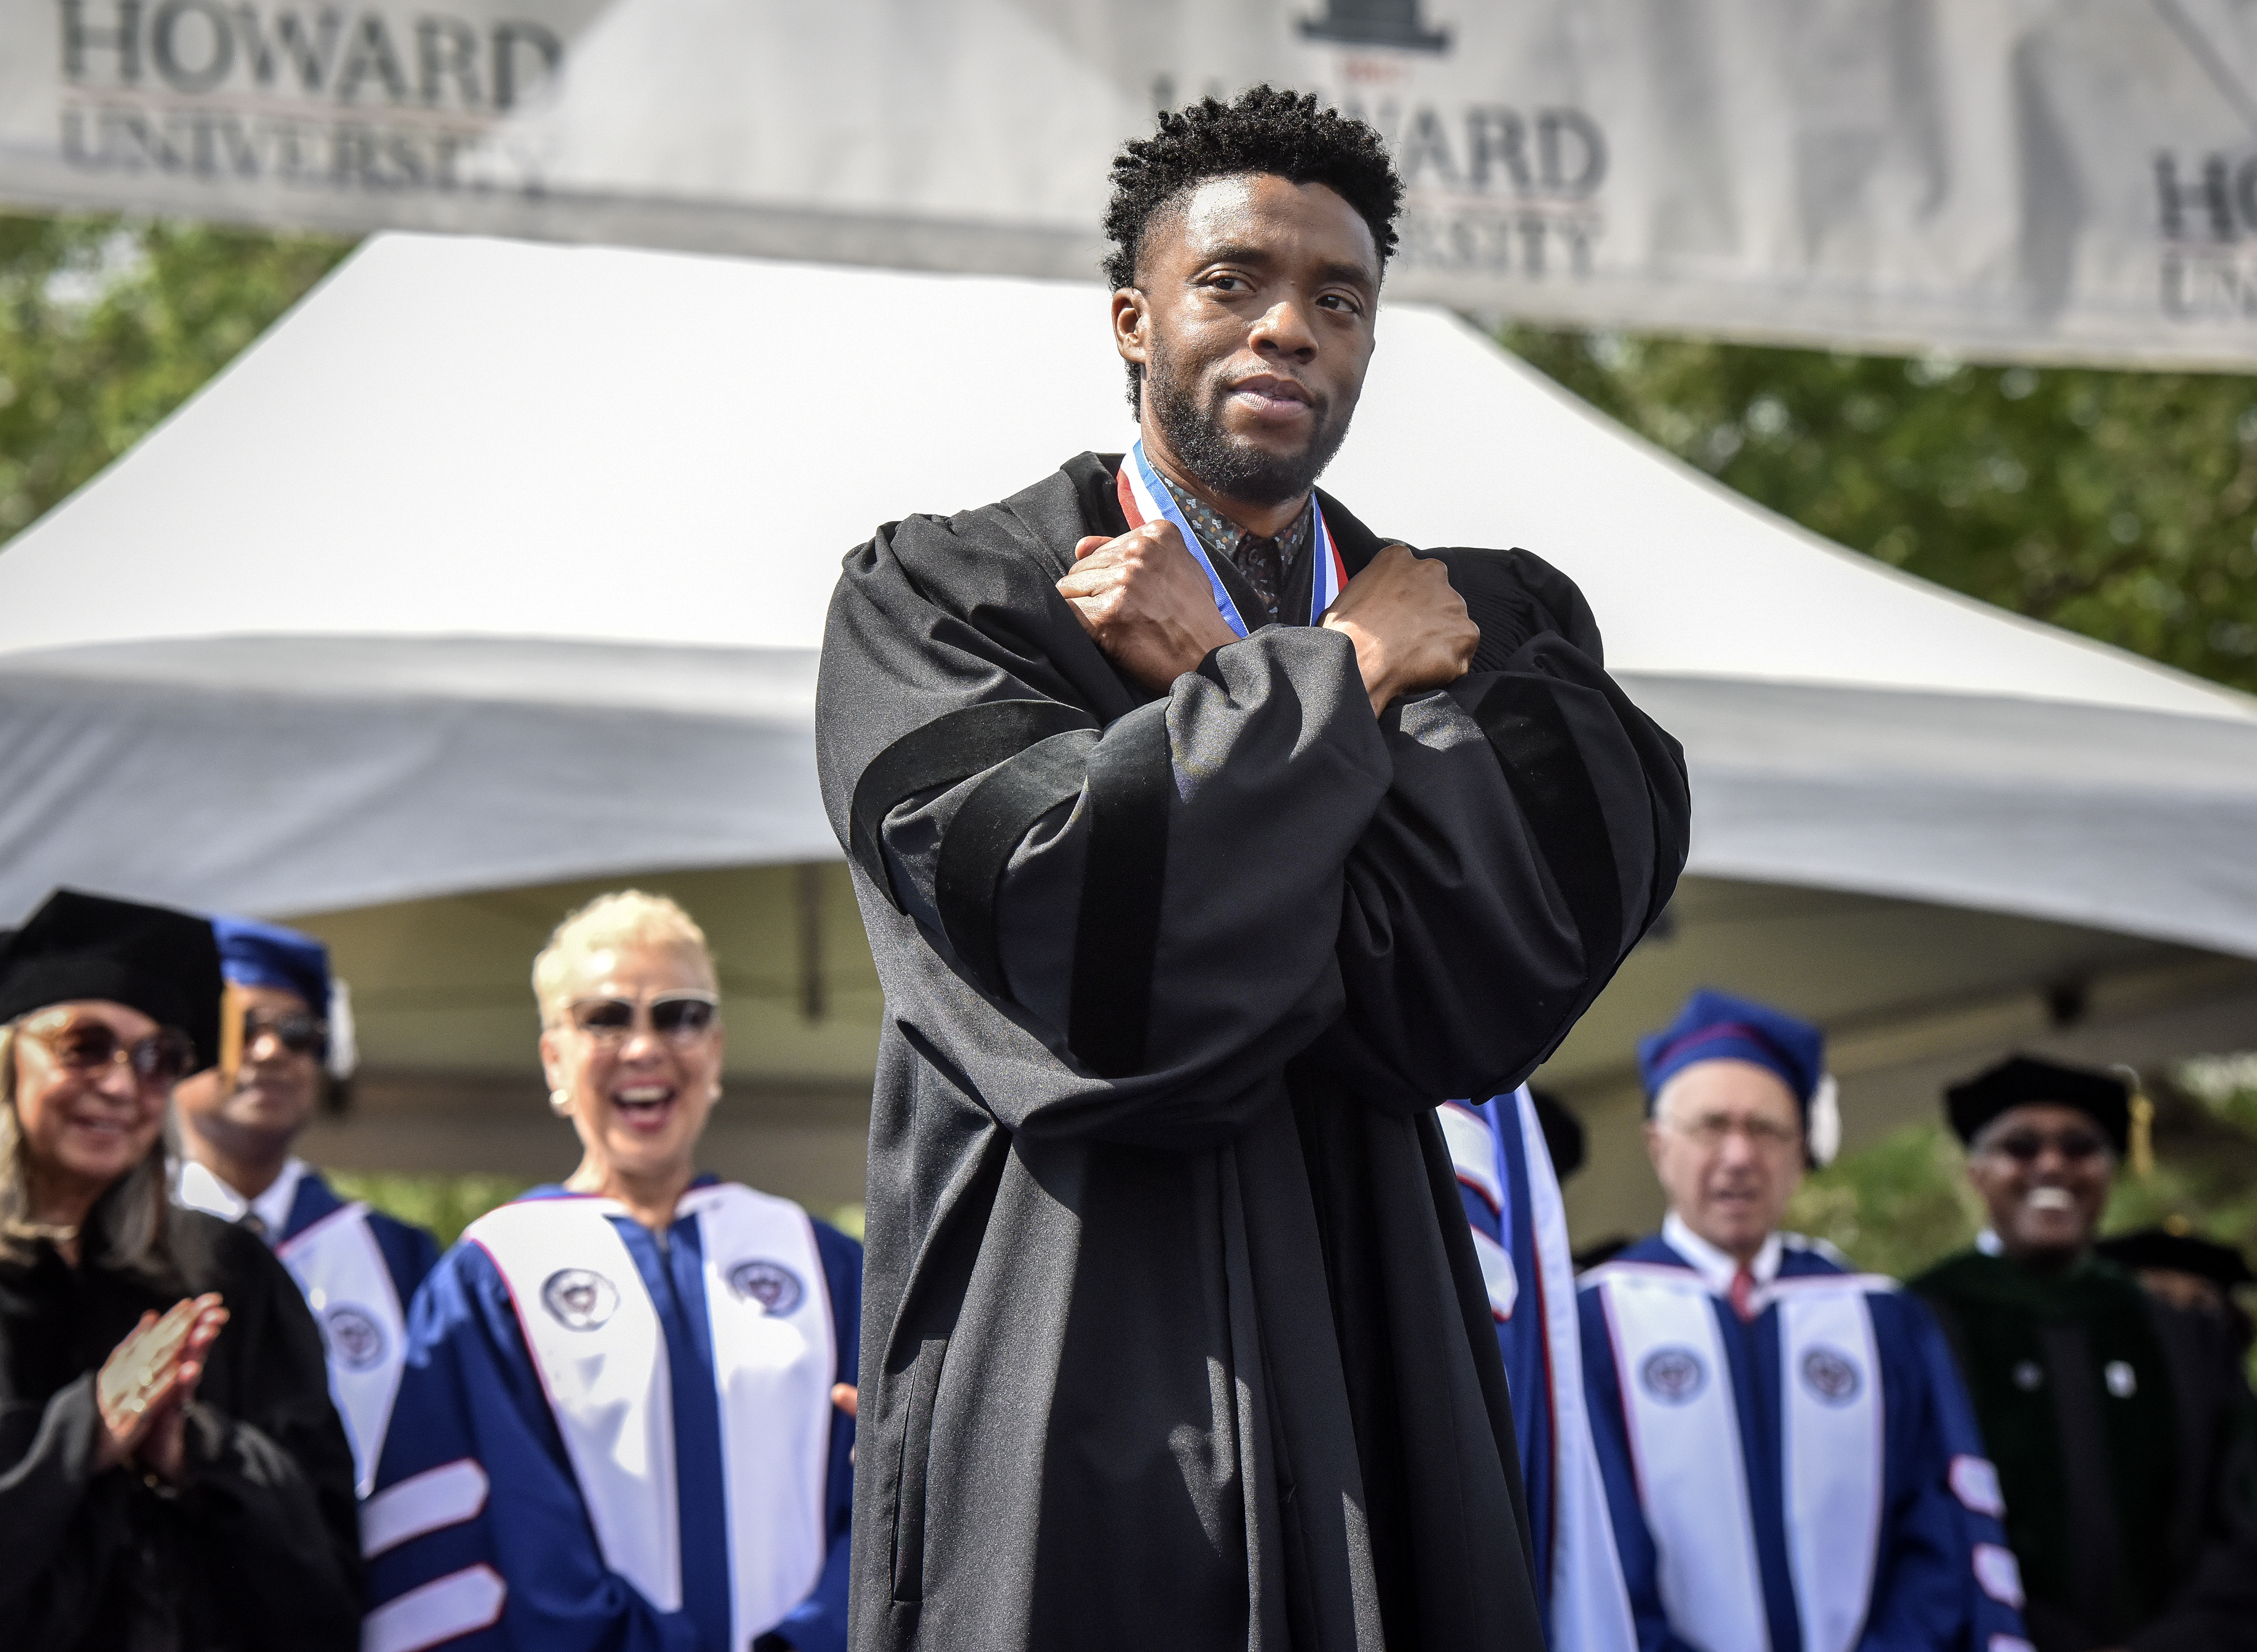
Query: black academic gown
xmin=1914 ymin=1250 xmax=2257 ymax=1652
xmin=0 ymin=1189 xmax=363 ymax=1651
xmin=816 ymin=454 xmax=1690 ymax=1652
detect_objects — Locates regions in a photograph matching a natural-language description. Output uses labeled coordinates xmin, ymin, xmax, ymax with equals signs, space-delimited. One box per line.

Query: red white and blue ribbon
xmin=1114 ymin=437 xmax=1348 ymax=636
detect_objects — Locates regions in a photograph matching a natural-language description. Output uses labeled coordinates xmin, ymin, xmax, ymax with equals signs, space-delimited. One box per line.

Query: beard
xmin=1144 ymin=339 xmax=1353 ymax=507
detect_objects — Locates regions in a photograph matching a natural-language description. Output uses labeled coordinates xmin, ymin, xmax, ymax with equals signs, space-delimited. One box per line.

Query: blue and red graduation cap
xmin=0 ymin=889 xmax=223 ymax=1072
xmin=210 ymin=913 xmax=330 ymax=1010
xmin=208 ymin=913 xmax=356 ymax=1079
xmin=1638 ymin=987 xmax=1839 ymax=1163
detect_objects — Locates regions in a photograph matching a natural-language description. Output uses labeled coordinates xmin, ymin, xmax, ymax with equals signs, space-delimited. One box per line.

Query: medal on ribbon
xmin=1114 ymin=437 xmax=1347 ymax=636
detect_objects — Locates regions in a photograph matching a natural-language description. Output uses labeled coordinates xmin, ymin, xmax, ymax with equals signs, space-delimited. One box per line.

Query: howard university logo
xmin=1639 ymin=1346 xmax=1707 ymax=1404
xmin=322 ymin=1304 xmax=387 ymax=1371
xmin=542 ymin=1267 xmax=621 ymax=1332
xmin=1300 ymin=0 xmax=1450 ymax=52
xmin=1800 ymin=1345 xmax=1863 ymax=1405
xmin=727 ymin=1259 xmax=805 ymax=1315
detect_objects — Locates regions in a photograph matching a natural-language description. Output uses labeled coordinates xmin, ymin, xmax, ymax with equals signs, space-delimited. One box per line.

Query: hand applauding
xmin=94 ymin=1293 xmax=228 ymax=1483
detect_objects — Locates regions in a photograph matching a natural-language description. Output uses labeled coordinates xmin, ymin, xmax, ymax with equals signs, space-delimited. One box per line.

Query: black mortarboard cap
xmin=0 ymin=890 xmax=222 ymax=1071
xmin=1944 ymin=1055 xmax=2130 ymax=1155
xmin=2094 ymin=1229 xmax=2255 ymax=1290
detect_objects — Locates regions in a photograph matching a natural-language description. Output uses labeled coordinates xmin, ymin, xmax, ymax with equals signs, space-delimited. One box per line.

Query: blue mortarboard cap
xmin=209 ymin=913 xmax=330 ymax=1011
xmin=1638 ymin=988 xmax=1825 ymax=1115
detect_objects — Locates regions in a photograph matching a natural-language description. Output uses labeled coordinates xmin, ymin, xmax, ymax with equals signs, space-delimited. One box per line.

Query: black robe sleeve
xmin=172 ymin=1222 xmax=364 ymax=1648
xmin=2133 ymin=1300 xmax=2257 ymax=1652
xmin=0 ymin=1216 xmax=361 ymax=1652
xmin=1323 ymin=548 xmax=1689 ymax=1109
xmin=0 ymin=1374 xmax=114 ymax=1642
xmin=818 ymin=463 xmax=1688 ymax=1150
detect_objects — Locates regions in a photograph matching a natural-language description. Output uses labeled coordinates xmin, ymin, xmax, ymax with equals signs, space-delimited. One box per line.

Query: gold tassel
xmin=2129 ymin=1089 xmax=2155 ymax=1181
xmin=217 ymin=980 xmax=247 ymax=1091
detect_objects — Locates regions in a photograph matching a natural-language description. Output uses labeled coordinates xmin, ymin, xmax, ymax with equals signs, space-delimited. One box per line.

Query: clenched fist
xmin=1320 ymin=544 xmax=1478 ymax=715
xmin=1056 ymin=522 xmax=1240 ymax=693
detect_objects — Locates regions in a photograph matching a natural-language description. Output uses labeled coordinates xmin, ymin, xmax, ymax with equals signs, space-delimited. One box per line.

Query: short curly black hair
xmin=1101 ymin=85 xmax=1403 ymax=293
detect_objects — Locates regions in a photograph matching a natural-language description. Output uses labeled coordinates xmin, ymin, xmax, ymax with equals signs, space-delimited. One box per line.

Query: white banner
xmin=6 ymin=0 xmax=2257 ymax=365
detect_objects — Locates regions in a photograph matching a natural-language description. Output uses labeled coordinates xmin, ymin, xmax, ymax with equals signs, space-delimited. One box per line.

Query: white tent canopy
xmin=5 ymin=233 xmax=2257 ymax=956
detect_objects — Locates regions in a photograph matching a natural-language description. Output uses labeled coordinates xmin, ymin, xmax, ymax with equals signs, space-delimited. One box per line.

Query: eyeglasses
xmin=241 ymin=1009 xmax=327 ymax=1059
xmin=1667 ymin=1112 xmax=1802 ymax=1152
xmin=19 ymin=1022 xmax=197 ymax=1086
xmin=567 ymin=991 xmax=720 ymax=1044
xmin=1983 ymin=1128 xmax=2108 ymax=1164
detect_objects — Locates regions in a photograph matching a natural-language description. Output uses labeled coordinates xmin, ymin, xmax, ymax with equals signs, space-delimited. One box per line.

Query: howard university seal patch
xmin=323 ymin=1305 xmax=388 ymax=1370
xmin=1801 ymin=1345 xmax=1862 ymax=1404
xmin=1640 ymin=1346 xmax=1706 ymax=1403
xmin=542 ymin=1267 xmax=621 ymax=1331
xmin=727 ymin=1259 xmax=805 ymax=1315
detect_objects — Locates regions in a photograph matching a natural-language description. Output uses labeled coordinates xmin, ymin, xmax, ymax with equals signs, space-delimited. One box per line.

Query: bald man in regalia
xmin=1578 ymin=991 xmax=2030 ymax=1652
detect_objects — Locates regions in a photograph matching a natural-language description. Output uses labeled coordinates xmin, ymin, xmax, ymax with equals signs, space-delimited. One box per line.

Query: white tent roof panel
xmin=3 ymin=234 xmax=2255 ymax=954
xmin=2 ymin=235 xmax=2246 ymax=715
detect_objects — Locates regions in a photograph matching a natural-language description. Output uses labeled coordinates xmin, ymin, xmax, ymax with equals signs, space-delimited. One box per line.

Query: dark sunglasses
xmin=25 ymin=1022 xmax=197 ymax=1085
xmin=241 ymin=1009 xmax=328 ymax=1058
xmin=568 ymin=992 xmax=719 ymax=1043
xmin=1987 ymin=1128 xmax=2109 ymax=1163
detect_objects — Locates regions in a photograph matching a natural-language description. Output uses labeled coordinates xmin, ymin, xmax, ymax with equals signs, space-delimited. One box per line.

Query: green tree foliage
xmin=1786 ymin=1121 xmax=1984 ymax=1281
xmin=328 ymin=1170 xmax=532 ymax=1248
xmin=0 ymin=212 xmax=353 ymax=541
xmin=2106 ymin=1065 xmax=2257 ymax=1268
xmin=1501 ymin=329 xmax=2257 ymax=695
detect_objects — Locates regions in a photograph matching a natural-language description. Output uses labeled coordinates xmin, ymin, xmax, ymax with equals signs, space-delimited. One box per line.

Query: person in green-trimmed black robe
xmin=1912 ymin=1056 xmax=2257 ymax=1652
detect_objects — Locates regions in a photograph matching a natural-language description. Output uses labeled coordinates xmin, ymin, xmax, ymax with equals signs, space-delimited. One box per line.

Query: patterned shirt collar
xmin=1152 ymin=469 xmax=1313 ymax=625
xmin=175 ymin=1155 xmax=307 ymax=1242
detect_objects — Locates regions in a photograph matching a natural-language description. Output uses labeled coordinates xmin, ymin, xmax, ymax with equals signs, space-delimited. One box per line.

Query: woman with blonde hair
xmin=0 ymin=889 xmax=361 ymax=1650
xmin=365 ymin=890 xmax=859 ymax=1652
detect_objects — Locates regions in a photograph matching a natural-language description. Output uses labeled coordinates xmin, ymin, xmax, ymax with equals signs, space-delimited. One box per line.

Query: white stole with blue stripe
xmin=1503 ymin=1095 xmax=1637 ymax=1652
xmin=1437 ymin=1102 xmax=1517 ymax=1319
xmin=1771 ymin=1274 xmax=1887 ymax=1652
xmin=276 ymin=1201 xmax=407 ymax=1498
xmin=469 ymin=1183 xmax=833 ymax=1643
xmin=1439 ymin=1092 xmax=1638 ymax=1652
xmin=1589 ymin=1258 xmax=1890 ymax=1652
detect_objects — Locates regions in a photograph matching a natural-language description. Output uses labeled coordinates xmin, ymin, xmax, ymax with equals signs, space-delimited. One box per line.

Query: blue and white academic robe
xmin=362 ymin=1178 xmax=859 ymax=1652
xmin=1443 ymin=1092 xmax=1639 ymax=1652
xmin=175 ymin=1155 xmax=441 ymax=1496
xmin=1577 ymin=1219 xmax=2034 ymax=1652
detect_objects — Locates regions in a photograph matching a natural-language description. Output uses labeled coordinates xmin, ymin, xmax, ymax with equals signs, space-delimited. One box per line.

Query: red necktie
xmin=1729 ymin=1264 xmax=1757 ymax=1323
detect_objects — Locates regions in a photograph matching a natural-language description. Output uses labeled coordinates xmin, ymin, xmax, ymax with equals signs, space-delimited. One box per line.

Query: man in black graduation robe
xmin=816 ymin=90 xmax=1688 ymax=1651
xmin=1912 ymin=1057 xmax=2257 ymax=1652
